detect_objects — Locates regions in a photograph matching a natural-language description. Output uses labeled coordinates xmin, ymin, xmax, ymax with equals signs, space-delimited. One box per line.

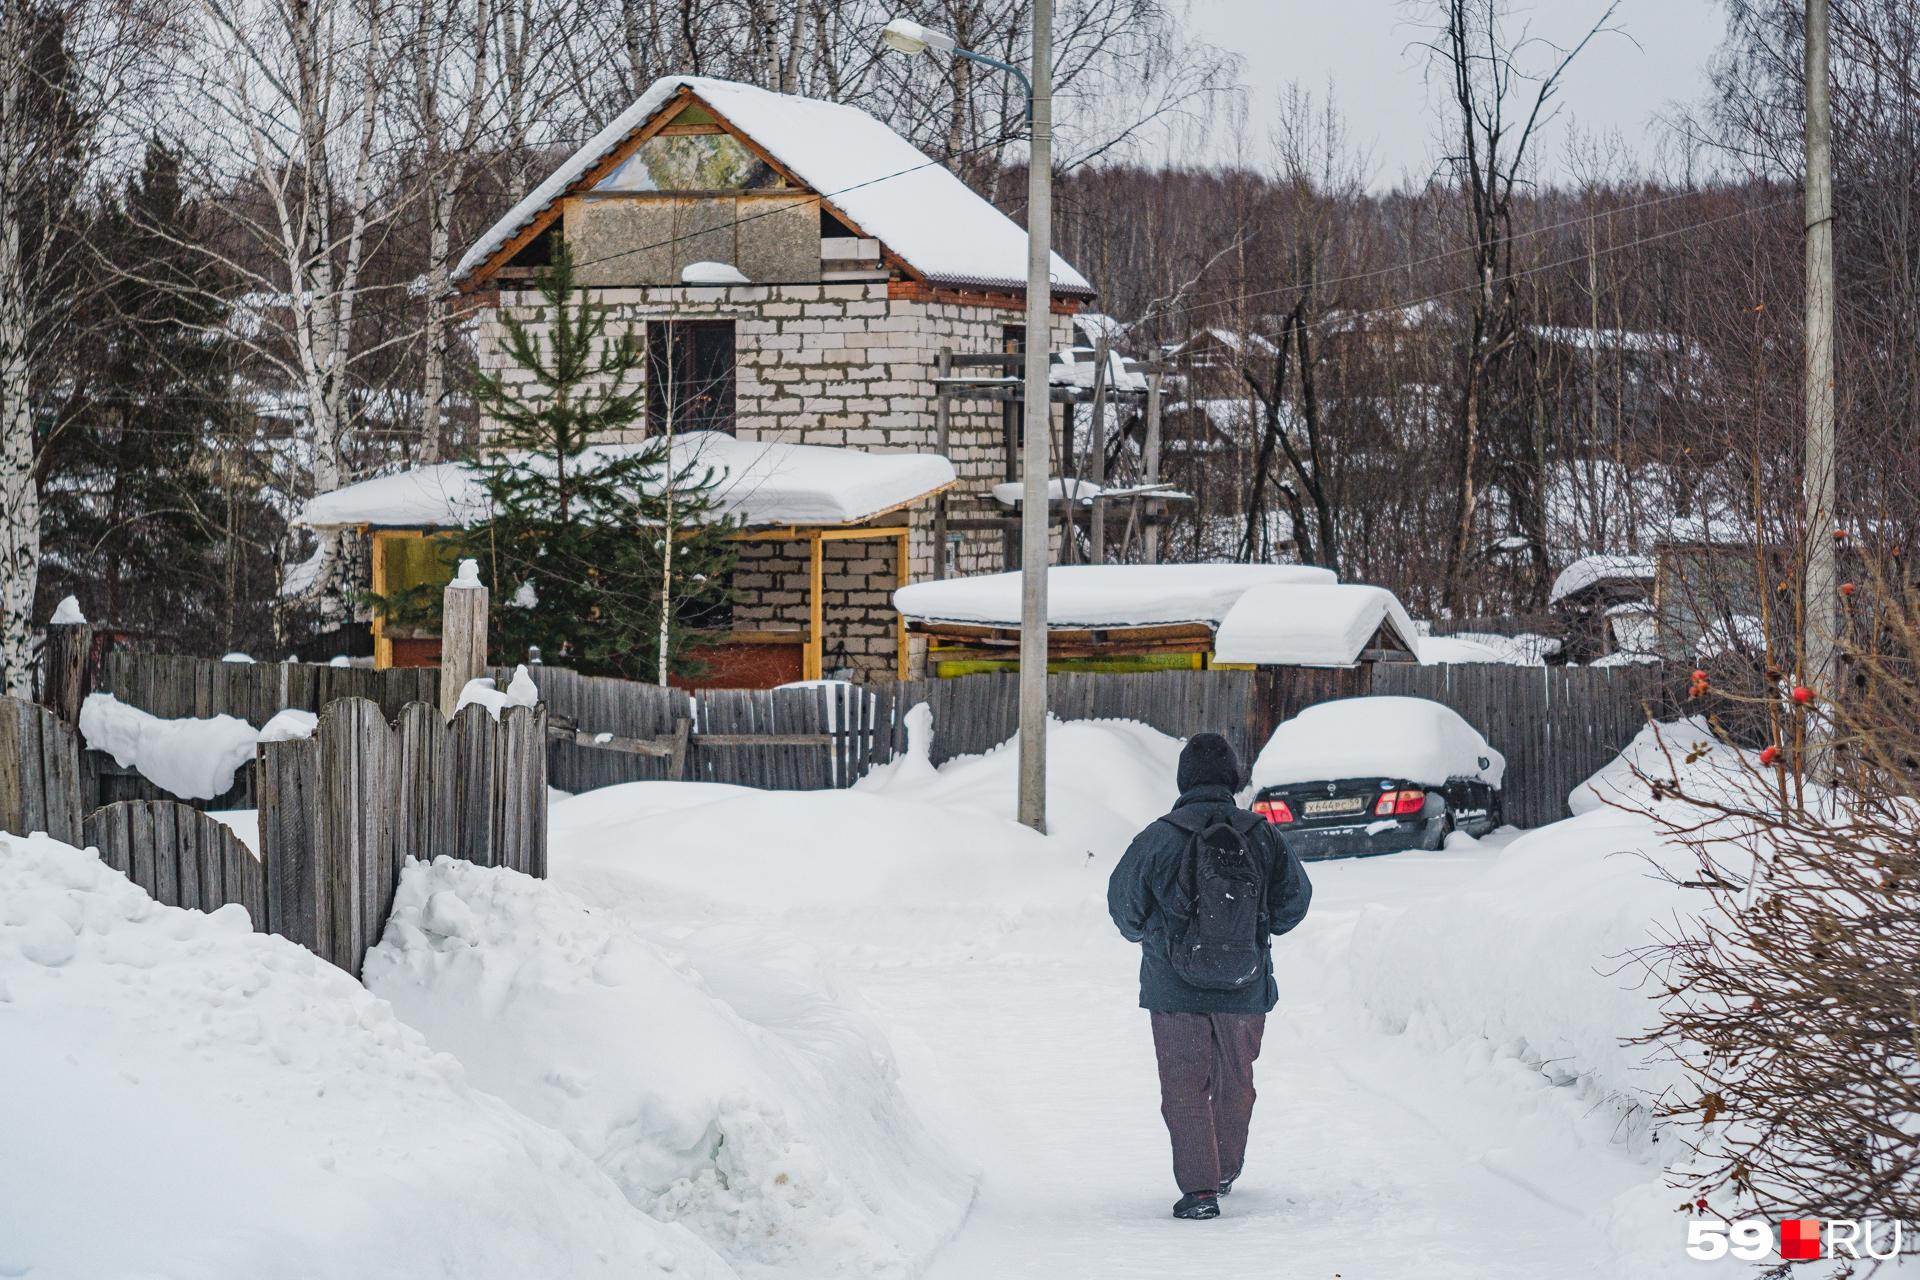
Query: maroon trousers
xmin=1149 ymin=1011 xmax=1266 ymax=1195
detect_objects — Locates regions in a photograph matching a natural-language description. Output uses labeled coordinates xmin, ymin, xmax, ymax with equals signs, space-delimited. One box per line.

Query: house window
xmin=648 ymin=320 xmax=736 ymax=434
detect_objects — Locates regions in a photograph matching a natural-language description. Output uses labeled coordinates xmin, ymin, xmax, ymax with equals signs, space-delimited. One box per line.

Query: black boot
xmin=1218 ymin=1174 xmax=1236 ymax=1197
xmin=1172 ymin=1191 xmax=1220 ymax=1220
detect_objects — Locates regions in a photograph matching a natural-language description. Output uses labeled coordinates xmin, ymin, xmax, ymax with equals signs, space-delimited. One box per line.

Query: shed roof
xmin=456 ymin=75 xmax=1091 ymax=296
xmin=293 ymin=433 xmax=955 ymax=532
xmin=893 ymin=564 xmax=1336 ymax=631
xmin=1547 ymin=553 xmax=1656 ymax=605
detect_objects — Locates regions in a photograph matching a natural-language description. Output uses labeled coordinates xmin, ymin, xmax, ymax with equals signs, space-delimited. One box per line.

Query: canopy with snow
xmin=455 ymin=76 xmax=1091 ymax=297
xmin=1211 ymin=583 xmax=1421 ymax=668
xmin=294 ymin=432 xmax=955 ymax=532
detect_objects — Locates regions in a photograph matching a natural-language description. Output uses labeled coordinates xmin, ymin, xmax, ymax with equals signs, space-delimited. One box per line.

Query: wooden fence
xmin=85 ymin=800 xmax=265 ymax=924
xmin=258 ymin=698 xmax=548 ymax=975
xmin=2 ymin=687 xmax=547 ymax=978
xmin=1373 ymin=663 xmax=1667 ymax=828
xmin=84 ymin=652 xmax=1670 ymax=826
xmin=0 ymin=697 xmax=82 ymax=845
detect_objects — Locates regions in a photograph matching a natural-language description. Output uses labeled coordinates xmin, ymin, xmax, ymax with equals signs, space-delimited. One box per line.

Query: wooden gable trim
xmin=889 ymin=280 xmax=1082 ymax=314
xmin=463 ymin=87 xmax=832 ymax=292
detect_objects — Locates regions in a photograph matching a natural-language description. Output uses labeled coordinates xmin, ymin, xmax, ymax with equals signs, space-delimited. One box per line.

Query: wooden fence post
xmin=439 ymin=560 xmax=489 ymax=718
xmin=41 ymin=619 xmax=95 ymax=727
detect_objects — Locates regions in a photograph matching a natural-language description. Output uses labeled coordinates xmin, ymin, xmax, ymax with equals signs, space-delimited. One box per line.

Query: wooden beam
xmin=934 ymin=345 xmax=951 ymax=579
xmin=895 ymin=527 xmax=912 ymax=681
xmin=806 ymin=530 xmax=825 ymax=680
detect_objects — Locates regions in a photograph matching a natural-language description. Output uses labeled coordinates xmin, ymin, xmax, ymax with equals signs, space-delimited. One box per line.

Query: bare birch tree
xmin=167 ymin=0 xmax=410 ymax=629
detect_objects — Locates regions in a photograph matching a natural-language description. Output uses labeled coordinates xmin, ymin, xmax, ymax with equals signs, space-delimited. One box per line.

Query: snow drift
xmin=0 ymin=831 xmax=730 ymax=1280
xmin=363 ymin=856 xmax=972 ymax=1278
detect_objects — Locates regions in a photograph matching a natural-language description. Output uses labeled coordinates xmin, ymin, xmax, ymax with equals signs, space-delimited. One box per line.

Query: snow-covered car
xmin=1246 ymin=696 xmax=1506 ymax=859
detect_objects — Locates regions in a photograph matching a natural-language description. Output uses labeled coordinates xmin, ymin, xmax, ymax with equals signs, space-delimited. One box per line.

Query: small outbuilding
xmin=294 ymin=433 xmax=953 ymax=684
xmin=893 ymin=565 xmax=1422 ymax=675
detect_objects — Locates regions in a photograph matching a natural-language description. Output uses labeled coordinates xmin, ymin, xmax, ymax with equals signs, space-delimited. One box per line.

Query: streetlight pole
xmin=1015 ymin=0 xmax=1053 ymax=831
xmin=881 ymin=10 xmax=1052 ymax=830
xmin=1804 ymin=0 xmax=1837 ymax=777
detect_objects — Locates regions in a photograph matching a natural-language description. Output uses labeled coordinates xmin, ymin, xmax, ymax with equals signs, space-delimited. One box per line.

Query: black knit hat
xmin=1177 ymin=732 xmax=1241 ymax=793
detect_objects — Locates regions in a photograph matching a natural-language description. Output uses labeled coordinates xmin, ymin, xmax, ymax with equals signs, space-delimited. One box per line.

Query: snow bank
xmin=553 ymin=715 xmax=1178 ymax=920
xmin=1569 ymin=716 xmax=1750 ymax=815
xmin=1339 ymin=726 xmax=1767 ymax=1153
xmin=893 ymin=563 xmax=1336 ymax=629
xmin=365 ymin=858 xmax=971 ymax=1278
xmin=49 ymin=595 xmax=85 ymax=624
xmin=0 ymin=832 xmax=730 ymax=1280
xmin=1346 ymin=810 xmax=1695 ymax=1111
xmin=78 ymin=693 xmax=261 ymax=801
xmin=1250 ymin=696 xmax=1504 ymax=790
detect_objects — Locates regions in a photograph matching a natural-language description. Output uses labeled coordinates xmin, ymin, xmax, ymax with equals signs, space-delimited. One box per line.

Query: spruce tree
xmin=460 ymin=246 xmax=735 ymax=680
xmin=38 ymin=141 xmax=270 ymax=652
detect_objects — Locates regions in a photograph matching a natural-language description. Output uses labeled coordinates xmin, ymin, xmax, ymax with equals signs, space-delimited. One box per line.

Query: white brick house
xmin=304 ymin=75 xmax=1093 ymax=684
xmin=450 ymin=75 xmax=1093 ymax=682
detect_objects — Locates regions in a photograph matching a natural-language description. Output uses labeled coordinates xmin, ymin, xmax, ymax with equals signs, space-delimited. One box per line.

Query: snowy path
xmin=826 ymin=849 xmax=1659 ymax=1280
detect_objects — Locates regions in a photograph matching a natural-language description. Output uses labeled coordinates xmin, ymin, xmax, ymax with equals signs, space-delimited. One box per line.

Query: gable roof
xmin=456 ymin=76 xmax=1092 ymax=296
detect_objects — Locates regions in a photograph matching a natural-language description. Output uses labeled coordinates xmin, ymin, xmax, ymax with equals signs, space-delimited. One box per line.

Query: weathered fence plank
xmin=4 ymin=698 xmax=46 ymax=837
xmin=84 ymin=801 xmax=259 ymax=924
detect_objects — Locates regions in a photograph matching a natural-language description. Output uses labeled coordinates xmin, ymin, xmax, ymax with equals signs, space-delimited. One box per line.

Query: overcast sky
xmin=1178 ymin=0 xmax=1729 ymax=185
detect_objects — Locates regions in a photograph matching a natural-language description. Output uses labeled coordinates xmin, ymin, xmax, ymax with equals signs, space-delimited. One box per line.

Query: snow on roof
xmin=1417 ymin=635 xmax=1509 ymax=665
xmin=894 ymin=563 xmax=1336 ymax=630
xmin=1251 ymin=696 xmax=1505 ymax=791
xmin=293 ymin=433 xmax=955 ymax=531
xmin=455 ymin=76 xmax=1091 ymax=295
xmin=1548 ymin=553 xmax=1656 ymax=605
xmin=1211 ymin=583 xmax=1420 ymax=667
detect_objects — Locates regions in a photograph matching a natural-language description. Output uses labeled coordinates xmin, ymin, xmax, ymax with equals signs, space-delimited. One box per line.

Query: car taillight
xmin=1373 ymin=789 xmax=1426 ymax=817
xmin=1252 ymin=798 xmax=1294 ymax=824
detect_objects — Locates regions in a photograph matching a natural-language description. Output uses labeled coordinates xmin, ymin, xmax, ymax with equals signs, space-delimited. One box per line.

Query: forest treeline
xmin=1 ymin=0 xmax=1914 ymax=678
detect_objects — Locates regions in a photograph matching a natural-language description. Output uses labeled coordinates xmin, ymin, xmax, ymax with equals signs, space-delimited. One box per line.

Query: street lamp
xmin=882 ymin=9 xmax=1054 ymax=831
xmin=880 ymin=18 xmax=1034 ymax=124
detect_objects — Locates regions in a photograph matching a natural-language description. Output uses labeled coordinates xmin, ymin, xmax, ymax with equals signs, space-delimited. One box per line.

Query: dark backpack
xmin=1164 ymin=810 xmax=1270 ymax=991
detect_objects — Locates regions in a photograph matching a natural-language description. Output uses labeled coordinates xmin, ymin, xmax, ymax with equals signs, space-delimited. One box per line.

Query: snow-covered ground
xmin=4 ymin=709 xmax=1795 ymax=1277
xmin=543 ymin=719 xmax=1715 ymax=1279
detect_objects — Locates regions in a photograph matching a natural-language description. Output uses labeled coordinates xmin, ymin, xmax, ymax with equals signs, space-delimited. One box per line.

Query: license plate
xmin=1303 ymin=797 xmax=1366 ymax=817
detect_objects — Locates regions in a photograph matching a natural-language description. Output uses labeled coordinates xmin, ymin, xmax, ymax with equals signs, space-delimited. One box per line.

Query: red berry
xmin=1761 ymin=745 xmax=1781 ymax=766
xmin=1841 ymin=581 xmax=1857 ymax=596
xmin=1691 ymin=669 xmax=1708 ymax=683
xmin=1835 ymin=527 xmax=1849 ymax=539
xmin=1792 ymin=686 xmax=1815 ymax=704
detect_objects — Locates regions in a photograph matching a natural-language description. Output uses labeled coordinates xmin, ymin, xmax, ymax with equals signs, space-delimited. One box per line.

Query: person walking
xmin=1107 ymin=732 xmax=1313 ymax=1220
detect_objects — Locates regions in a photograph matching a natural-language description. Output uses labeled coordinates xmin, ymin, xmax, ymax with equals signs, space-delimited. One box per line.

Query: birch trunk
xmin=0 ymin=6 xmax=40 ymax=696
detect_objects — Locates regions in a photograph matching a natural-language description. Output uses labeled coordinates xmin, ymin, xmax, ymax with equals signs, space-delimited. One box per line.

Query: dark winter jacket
xmin=1106 ymin=784 xmax=1314 ymax=1014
